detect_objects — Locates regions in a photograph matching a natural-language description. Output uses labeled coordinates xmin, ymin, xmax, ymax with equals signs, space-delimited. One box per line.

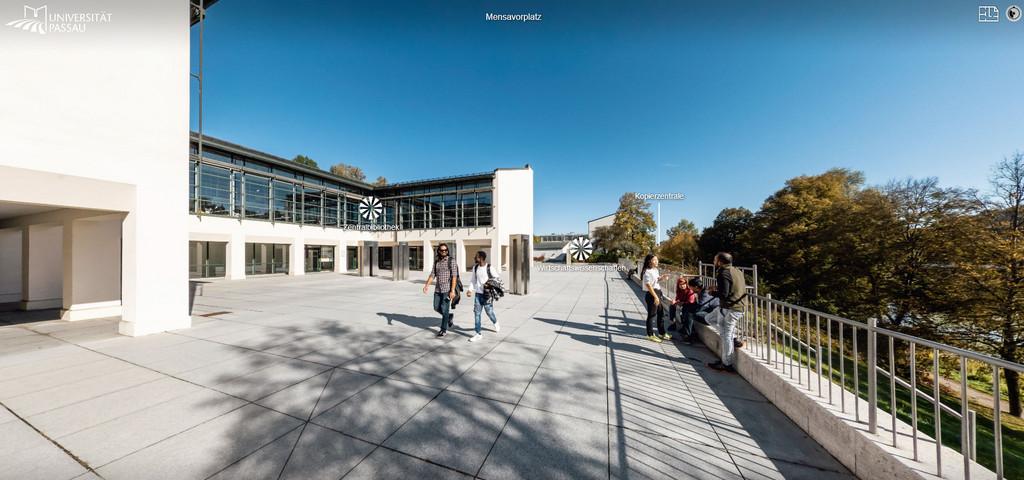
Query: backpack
xmin=448 ymin=257 xmax=464 ymax=307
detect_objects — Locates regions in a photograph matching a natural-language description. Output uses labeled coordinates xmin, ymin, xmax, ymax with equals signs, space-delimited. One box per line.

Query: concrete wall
xmin=0 ymin=1 xmax=191 ymax=335
xmin=0 ymin=229 xmax=21 ymax=303
xmin=494 ymin=167 xmax=534 ymax=272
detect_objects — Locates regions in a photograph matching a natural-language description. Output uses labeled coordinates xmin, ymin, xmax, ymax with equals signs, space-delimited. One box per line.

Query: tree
xmin=698 ymin=207 xmax=753 ymax=261
xmin=610 ymin=193 xmax=656 ymax=259
xmin=666 ymin=218 xmax=697 ymax=240
xmin=960 ymin=153 xmax=1024 ymax=415
xmin=330 ymin=163 xmax=366 ymax=182
xmin=658 ymin=218 xmax=699 ymax=268
xmin=373 ymin=176 xmax=388 ymax=187
xmin=292 ymin=154 xmax=319 ymax=170
xmin=591 ymin=193 xmax=655 ymax=260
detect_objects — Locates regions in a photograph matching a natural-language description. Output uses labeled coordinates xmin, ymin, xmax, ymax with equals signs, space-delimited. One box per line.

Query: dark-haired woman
xmin=640 ymin=254 xmax=670 ymax=343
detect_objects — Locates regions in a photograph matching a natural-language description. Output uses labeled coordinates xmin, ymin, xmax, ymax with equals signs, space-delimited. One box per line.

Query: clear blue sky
xmin=190 ymin=1 xmax=1024 ymax=236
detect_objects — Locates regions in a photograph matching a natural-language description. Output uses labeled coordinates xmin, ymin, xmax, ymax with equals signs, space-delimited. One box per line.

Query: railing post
xmin=767 ymin=294 xmax=773 ymax=366
xmin=867 ymin=317 xmax=878 ymax=434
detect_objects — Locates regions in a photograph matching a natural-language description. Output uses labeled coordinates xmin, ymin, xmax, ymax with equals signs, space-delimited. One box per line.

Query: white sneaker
xmin=469 ymin=334 xmax=483 ymax=342
xmin=493 ymin=323 xmax=501 ymax=333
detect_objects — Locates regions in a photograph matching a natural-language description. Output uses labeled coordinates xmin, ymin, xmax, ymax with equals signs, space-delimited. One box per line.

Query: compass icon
xmin=569 ymin=236 xmax=593 ymax=261
xmin=359 ymin=196 xmax=383 ymax=221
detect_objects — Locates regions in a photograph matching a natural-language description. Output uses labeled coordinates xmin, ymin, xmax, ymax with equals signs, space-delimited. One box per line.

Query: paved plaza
xmin=0 ymin=268 xmax=853 ymax=480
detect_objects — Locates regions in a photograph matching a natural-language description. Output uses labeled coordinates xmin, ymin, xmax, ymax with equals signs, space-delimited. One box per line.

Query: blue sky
xmin=190 ymin=1 xmax=1024 ymax=235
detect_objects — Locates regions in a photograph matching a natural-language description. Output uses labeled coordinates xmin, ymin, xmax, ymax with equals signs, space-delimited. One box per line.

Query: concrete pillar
xmin=335 ymin=239 xmax=347 ymax=273
xmin=422 ymin=239 xmax=433 ymax=273
xmin=20 ymin=224 xmax=63 ymax=310
xmin=226 ymin=231 xmax=246 ymax=280
xmin=455 ymin=238 xmax=466 ymax=273
xmin=490 ymin=235 xmax=503 ymax=274
xmin=61 ymin=216 xmax=122 ymax=321
xmin=290 ymin=238 xmax=305 ymax=276
xmin=0 ymin=228 xmax=21 ymax=304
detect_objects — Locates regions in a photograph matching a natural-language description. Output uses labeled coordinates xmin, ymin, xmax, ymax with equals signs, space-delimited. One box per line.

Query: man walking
xmin=423 ymin=243 xmax=459 ymax=337
xmin=466 ymin=250 xmax=500 ymax=342
xmin=707 ymin=252 xmax=746 ymax=373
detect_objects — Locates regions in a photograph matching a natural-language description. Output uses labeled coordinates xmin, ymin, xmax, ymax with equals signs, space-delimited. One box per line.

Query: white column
xmin=61 ymin=216 xmax=123 ymax=321
xmin=0 ymin=228 xmax=21 ymax=304
xmin=335 ymin=239 xmax=347 ymax=273
xmin=226 ymin=231 xmax=246 ymax=280
xmin=490 ymin=235 xmax=503 ymax=274
xmin=290 ymin=238 xmax=305 ymax=276
xmin=422 ymin=239 xmax=433 ymax=273
xmin=21 ymin=224 xmax=63 ymax=310
xmin=455 ymin=238 xmax=466 ymax=273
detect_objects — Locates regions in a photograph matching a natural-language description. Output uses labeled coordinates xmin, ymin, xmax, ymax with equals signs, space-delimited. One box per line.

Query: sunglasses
xmin=439 ymin=248 xmax=448 ymax=252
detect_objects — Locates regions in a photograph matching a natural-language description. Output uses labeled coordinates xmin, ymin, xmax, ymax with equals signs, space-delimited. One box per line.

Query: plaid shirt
xmin=431 ymin=257 xmax=459 ymax=293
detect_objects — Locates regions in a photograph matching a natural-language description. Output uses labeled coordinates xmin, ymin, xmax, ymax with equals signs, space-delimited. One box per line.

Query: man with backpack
xmin=465 ymin=250 xmax=502 ymax=342
xmin=423 ymin=243 xmax=460 ymax=337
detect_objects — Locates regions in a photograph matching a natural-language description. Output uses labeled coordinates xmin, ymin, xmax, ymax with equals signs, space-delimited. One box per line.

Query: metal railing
xmin=694 ymin=275 xmax=1020 ymax=480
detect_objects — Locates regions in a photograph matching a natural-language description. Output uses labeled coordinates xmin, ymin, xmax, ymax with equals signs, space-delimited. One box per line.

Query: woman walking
xmin=640 ymin=254 xmax=670 ymax=343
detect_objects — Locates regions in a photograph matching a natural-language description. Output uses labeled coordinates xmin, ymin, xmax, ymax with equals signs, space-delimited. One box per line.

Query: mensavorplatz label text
xmin=485 ymin=13 xmax=542 ymax=22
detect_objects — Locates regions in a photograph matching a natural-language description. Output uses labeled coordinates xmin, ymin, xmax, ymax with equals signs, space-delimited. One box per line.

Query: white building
xmin=187 ymin=134 xmax=533 ymax=281
xmin=0 ymin=1 xmax=533 ymax=336
xmin=587 ymin=213 xmax=615 ymax=239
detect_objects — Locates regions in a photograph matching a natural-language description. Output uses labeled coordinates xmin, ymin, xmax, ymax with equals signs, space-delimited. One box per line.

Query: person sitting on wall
xmin=669 ymin=277 xmax=697 ymax=345
xmin=689 ymin=278 xmax=718 ymax=325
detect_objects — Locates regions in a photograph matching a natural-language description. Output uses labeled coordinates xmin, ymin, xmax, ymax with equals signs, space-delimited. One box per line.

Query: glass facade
xmin=305 ymin=245 xmax=335 ymax=272
xmin=189 ymin=241 xmax=227 ymax=278
xmin=189 ymin=142 xmax=495 ymax=230
xmin=246 ymin=243 xmax=289 ymax=275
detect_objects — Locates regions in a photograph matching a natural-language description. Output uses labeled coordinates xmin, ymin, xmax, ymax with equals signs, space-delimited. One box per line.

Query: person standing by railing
xmin=641 ymin=254 xmax=670 ymax=343
xmin=708 ymin=252 xmax=746 ymax=373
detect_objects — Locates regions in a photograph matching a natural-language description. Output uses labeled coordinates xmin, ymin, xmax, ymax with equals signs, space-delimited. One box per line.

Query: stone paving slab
xmin=0 ymin=268 xmax=854 ymax=479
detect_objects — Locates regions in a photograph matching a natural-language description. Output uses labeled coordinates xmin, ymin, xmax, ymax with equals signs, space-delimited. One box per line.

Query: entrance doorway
xmin=347 ymin=246 xmax=359 ymax=271
xmin=304 ymin=245 xmax=335 ymax=273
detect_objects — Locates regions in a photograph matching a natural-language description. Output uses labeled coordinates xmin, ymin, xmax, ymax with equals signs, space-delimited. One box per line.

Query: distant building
xmin=533 ymin=233 xmax=584 ymax=261
xmin=587 ymin=213 xmax=615 ymax=239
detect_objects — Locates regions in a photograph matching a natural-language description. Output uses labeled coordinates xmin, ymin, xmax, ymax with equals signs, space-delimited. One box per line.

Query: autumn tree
xmin=658 ymin=218 xmax=699 ymax=268
xmin=373 ymin=176 xmax=388 ymax=186
xmin=330 ymin=163 xmax=366 ymax=182
xmin=592 ymin=193 xmax=655 ymax=260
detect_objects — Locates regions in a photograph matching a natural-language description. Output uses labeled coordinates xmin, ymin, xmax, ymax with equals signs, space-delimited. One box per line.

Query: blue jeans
xmin=433 ymin=292 xmax=452 ymax=332
xmin=473 ymin=293 xmax=498 ymax=334
xmin=717 ymin=307 xmax=743 ymax=366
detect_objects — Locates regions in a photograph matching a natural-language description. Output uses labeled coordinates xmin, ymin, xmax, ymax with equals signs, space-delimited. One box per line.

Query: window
xmin=461 ymin=192 xmax=477 ymax=227
xmin=324 ymin=193 xmax=339 ymax=227
xmin=400 ymin=198 xmax=412 ymax=229
xmin=201 ymin=148 xmax=233 ymax=164
xmin=443 ymin=194 xmax=457 ymax=228
xmin=189 ymin=241 xmax=227 ymax=278
xmin=198 ymin=164 xmax=232 ymax=216
xmin=188 ymin=161 xmax=198 ymax=213
xmin=428 ymin=195 xmax=442 ymax=228
xmin=303 ymin=188 xmax=322 ymax=225
xmin=412 ymin=197 xmax=425 ymax=229
xmin=246 ymin=242 xmax=290 ymax=275
xmin=273 ymin=180 xmax=297 ymax=223
xmin=244 ymin=174 xmax=271 ymax=220
xmin=233 ymin=172 xmax=244 ymax=217
xmin=477 ymin=191 xmax=492 ymax=226
xmin=344 ymin=196 xmax=360 ymax=225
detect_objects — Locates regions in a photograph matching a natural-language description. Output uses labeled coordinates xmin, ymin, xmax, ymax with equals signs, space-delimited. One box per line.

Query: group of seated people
xmin=666 ymin=277 xmax=719 ymax=345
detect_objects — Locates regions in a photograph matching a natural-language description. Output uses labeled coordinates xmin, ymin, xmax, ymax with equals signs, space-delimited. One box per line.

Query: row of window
xmin=188 ymin=161 xmax=494 ymax=229
xmin=190 ymin=145 xmax=366 ymax=193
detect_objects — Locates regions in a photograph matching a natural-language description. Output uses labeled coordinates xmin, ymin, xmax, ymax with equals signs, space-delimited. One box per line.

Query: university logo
xmin=359 ymin=196 xmax=383 ymax=221
xmin=5 ymin=4 xmax=112 ymax=35
xmin=6 ymin=5 xmax=47 ymax=35
xmin=569 ymin=236 xmax=593 ymax=261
